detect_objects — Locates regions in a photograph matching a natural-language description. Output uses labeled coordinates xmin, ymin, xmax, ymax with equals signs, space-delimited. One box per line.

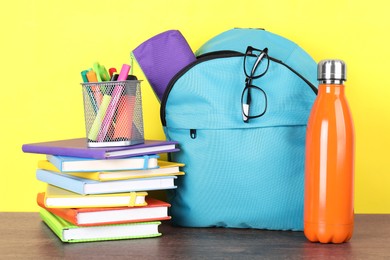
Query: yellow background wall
xmin=1 ymin=0 xmax=389 ymax=212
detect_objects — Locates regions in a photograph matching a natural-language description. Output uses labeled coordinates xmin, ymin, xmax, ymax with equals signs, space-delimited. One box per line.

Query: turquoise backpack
xmin=160 ymin=28 xmax=317 ymax=230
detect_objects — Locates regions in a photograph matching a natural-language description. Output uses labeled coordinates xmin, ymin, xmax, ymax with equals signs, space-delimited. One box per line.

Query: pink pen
xmin=97 ymin=64 xmax=130 ymax=142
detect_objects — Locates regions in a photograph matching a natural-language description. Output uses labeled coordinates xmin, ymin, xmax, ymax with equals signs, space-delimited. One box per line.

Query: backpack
xmin=160 ymin=28 xmax=317 ymax=230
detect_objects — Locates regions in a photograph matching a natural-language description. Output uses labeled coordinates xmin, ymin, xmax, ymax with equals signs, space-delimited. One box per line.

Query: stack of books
xmin=22 ymin=138 xmax=184 ymax=243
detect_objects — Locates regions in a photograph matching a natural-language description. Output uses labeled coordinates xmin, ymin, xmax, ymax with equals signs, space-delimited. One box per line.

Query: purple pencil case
xmin=132 ymin=30 xmax=196 ymax=101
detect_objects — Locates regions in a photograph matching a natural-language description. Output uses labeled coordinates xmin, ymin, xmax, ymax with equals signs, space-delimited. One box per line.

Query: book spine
xmin=46 ymin=155 xmax=63 ymax=171
xmin=37 ymin=192 xmax=79 ymax=225
xmin=39 ymin=209 xmax=68 ymax=242
xmin=36 ymin=170 xmax=86 ymax=194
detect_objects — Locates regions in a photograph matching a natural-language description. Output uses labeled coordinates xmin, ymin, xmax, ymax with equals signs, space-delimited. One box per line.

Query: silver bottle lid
xmin=318 ymin=59 xmax=346 ymax=82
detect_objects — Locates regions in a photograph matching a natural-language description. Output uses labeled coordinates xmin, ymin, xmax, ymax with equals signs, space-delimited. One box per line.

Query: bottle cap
xmin=318 ymin=59 xmax=346 ymax=81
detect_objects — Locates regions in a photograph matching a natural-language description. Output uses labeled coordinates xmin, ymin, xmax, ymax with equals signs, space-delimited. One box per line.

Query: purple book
xmin=22 ymin=138 xmax=179 ymax=159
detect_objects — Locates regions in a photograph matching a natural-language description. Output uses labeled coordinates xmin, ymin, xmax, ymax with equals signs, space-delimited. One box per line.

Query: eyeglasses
xmin=241 ymin=46 xmax=269 ymax=123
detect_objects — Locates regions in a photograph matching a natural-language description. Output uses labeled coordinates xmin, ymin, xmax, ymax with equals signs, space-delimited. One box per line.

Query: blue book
xmin=36 ymin=169 xmax=177 ymax=195
xmin=46 ymin=154 xmax=159 ymax=172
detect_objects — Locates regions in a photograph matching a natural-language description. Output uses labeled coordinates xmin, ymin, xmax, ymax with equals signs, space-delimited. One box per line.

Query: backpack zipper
xmin=190 ymin=129 xmax=197 ymax=139
xmin=160 ymin=51 xmax=243 ymax=126
xmin=160 ymin=51 xmax=317 ymax=126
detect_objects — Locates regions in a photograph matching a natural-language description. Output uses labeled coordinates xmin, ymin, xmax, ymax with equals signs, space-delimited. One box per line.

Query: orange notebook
xmin=37 ymin=193 xmax=171 ymax=226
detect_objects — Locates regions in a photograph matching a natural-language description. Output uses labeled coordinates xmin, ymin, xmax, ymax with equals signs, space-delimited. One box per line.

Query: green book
xmin=39 ymin=209 xmax=162 ymax=243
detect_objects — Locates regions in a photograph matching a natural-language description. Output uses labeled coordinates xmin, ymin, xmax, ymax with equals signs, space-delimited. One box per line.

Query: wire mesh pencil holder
xmin=81 ymin=80 xmax=144 ymax=148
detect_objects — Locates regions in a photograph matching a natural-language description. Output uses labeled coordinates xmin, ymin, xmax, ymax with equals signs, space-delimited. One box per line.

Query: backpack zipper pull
xmin=190 ymin=129 xmax=197 ymax=139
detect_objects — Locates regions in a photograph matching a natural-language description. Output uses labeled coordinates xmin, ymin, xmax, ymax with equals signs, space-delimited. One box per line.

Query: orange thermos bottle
xmin=304 ymin=60 xmax=354 ymax=243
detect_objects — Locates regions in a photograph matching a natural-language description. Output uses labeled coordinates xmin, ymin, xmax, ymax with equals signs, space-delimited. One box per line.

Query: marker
xmin=81 ymin=70 xmax=89 ymax=83
xmin=113 ymin=94 xmax=136 ymax=141
xmin=117 ymin=64 xmax=131 ymax=81
xmin=92 ymin=63 xmax=110 ymax=98
xmin=86 ymin=70 xmax=103 ymax=105
xmin=87 ymin=94 xmax=111 ymax=141
xmin=81 ymin=70 xmax=99 ymax=114
xmin=91 ymin=62 xmax=109 ymax=96
xmin=105 ymin=73 xmax=120 ymax=139
xmin=87 ymin=71 xmax=116 ymax=141
xmin=110 ymin=73 xmax=119 ymax=81
xmin=113 ymin=74 xmax=138 ymax=140
xmin=92 ymin=62 xmax=110 ymax=82
xmin=97 ymin=64 xmax=131 ymax=142
xmin=86 ymin=70 xmax=98 ymax=82
xmin=109 ymin=68 xmax=117 ymax=78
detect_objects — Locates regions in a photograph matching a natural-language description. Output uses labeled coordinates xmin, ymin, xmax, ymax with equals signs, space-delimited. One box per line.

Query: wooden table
xmin=1 ymin=213 xmax=389 ymax=259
